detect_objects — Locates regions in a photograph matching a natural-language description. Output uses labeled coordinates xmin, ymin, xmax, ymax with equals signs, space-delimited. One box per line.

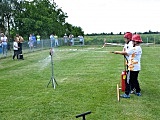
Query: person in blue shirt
xmin=32 ymin=34 xmax=37 ymax=47
xmin=50 ymin=34 xmax=55 ymax=47
xmin=1 ymin=33 xmax=8 ymax=57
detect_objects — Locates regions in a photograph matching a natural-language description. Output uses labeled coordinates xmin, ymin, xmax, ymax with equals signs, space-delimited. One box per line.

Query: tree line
xmin=0 ymin=0 xmax=84 ymax=41
xmin=86 ymin=30 xmax=160 ymax=36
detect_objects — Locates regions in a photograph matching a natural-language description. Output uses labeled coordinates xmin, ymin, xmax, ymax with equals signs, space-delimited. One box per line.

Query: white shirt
xmin=1 ymin=36 xmax=7 ymax=45
xmin=123 ymin=41 xmax=133 ymax=61
xmin=79 ymin=36 xmax=84 ymax=42
xmin=13 ymin=41 xmax=18 ymax=50
xmin=50 ymin=35 xmax=54 ymax=40
xmin=127 ymin=46 xmax=142 ymax=71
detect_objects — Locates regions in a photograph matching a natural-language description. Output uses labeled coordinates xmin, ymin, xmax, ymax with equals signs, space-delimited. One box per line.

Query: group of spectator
xmin=0 ymin=32 xmax=84 ymax=59
xmin=0 ymin=32 xmax=42 ymax=59
xmin=0 ymin=33 xmax=24 ymax=59
xmin=28 ymin=33 xmax=41 ymax=50
xmin=50 ymin=33 xmax=84 ymax=47
xmin=50 ymin=33 xmax=58 ymax=47
xmin=64 ymin=34 xmax=84 ymax=46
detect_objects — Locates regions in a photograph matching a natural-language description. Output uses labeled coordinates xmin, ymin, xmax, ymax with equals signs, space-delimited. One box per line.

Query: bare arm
xmin=114 ymin=51 xmax=128 ymax=55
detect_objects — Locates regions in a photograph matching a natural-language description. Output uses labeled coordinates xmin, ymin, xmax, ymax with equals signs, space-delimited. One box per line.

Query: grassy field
xmin=0 ymin=46 xmax=160 ymax=120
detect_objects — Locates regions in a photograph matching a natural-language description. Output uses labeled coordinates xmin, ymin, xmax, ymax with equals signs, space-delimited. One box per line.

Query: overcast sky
xmin=54 ymin=0 xmax=160 ymax=34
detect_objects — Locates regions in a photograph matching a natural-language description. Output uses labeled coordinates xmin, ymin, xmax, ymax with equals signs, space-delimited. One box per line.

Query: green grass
xmin=0 ymin=46 xmax=160 ymax=120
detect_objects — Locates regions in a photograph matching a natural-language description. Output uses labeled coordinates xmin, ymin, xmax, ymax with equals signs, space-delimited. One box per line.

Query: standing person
xmin=63 ymin=33 xmax=68 ymax=46
xmin=13 ymin=37 xmax=19 ymax=60
xmin=123 ymin=32 xmax=133 ymax=60
xmin=1 ymin=33 xmax=8 ymax=56
xmin=36 ymin=33 xmax=41 ymax=45
xmin=79 ymin=35 xmax=84 ymax=45
xmin=54 ymin=34 xmax=59 ymax=47
xmin=16 ymin=34 xmax=24 ymax=60
xmin=28 ymin=34 xmax=34 ymax=51
xmin=113 ymin=34 xmax=143 ymax=98
xmin=123 ymin=32 xmax=136 ymax=93
xmin=50 ymin=34 xmax=54 ymax=47
xmin=31 ymin=33 xmax=36 ymax=48
xmin=69 ymin=34 xmax=74 ymax=46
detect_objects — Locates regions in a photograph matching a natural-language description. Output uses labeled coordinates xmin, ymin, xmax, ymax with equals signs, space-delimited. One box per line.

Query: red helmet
xmin=124 ymin=32 xmax=132 ymax=40
xmin=132 ymin=34 xmax=143 ymax=43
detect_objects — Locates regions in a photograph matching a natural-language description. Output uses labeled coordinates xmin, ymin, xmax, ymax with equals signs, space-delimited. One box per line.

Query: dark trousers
xmin=13 ymin=50 xmax=19 ymax=59
xmin=125 ymin=71 xmax=141 ymax=95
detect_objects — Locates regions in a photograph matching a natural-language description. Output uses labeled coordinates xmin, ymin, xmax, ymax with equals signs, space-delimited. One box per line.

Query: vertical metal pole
xmin=82 ymin=116 xmax=86 ymax=120
xmin=51 ymin=54 xmax=55 ymax=89
xmin=41 ymin=39 xmax=43 ymax=50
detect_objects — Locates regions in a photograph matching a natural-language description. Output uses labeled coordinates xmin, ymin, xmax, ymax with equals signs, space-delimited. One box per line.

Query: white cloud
xmin=54 ymin=0 xmax=160 ymax=34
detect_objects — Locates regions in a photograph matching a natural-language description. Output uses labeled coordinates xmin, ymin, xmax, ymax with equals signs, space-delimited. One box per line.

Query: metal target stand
xmin=47 ymin=48 xmax=58 ymax=89
xmin=76 ymin=111 xmax=91 ymax=120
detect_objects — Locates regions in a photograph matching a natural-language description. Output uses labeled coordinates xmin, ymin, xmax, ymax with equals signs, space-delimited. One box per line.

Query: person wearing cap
xmin=113 ymin=34 xmax=143 ymax=98
xmin=123 ymin=32 xmax=136 ymax=93
xmin=123 ymin=32 xmax=133 ymax=60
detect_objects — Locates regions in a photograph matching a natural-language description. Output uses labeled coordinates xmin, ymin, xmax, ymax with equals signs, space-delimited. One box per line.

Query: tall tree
xmin=0 ymin=0 xmax=84 ymax=39
xmin=0 ymin=0 xmax=16 ymax=39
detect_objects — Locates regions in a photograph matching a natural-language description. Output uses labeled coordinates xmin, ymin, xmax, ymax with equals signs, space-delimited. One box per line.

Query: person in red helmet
xmin=123 ymin=32 xmax=136 ymax=93
xmin=123 ymin=32 xmax=133 ymax=52
xmin=123 ymin=32 xmax=133 ymax=63
xmin=113 ymin=34 xmax=143 ymax=98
